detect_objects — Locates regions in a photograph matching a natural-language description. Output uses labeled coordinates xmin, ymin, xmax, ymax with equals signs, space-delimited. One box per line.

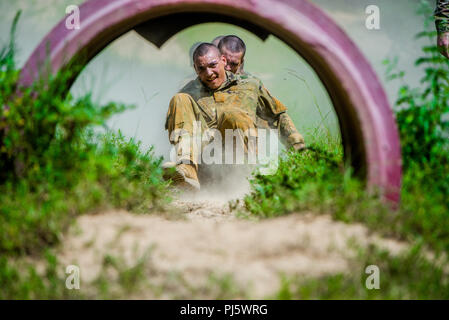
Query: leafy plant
xmin=384 ymin=1 xmax=449 ymax=168
xmin=244 ymin=0 xmax=449 ymax=254
xmin=0 ymin=12 xmax=170 ymax=256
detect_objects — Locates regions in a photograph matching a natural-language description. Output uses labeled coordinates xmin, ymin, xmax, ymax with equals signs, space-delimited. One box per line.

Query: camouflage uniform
xmin=435 ymin=0 xmax=449 ymax=33
xmin=237 ymin=71 xmax=302 ymax=145
xmin=165 ymin=71 xmax=304 ymax=166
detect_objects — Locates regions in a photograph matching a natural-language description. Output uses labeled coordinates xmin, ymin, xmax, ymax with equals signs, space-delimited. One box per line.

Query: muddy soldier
xmin=165 ymin=43 xmax=305 ymax=189
xmin=217 ymin=35 xmax=287 ymax=130
xmin=436 ymin=0 xmax=449 ymax=58
xmin=217 ymin=35 xmax=247 ymax=75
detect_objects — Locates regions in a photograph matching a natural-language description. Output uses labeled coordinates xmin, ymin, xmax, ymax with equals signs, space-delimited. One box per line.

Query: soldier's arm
xmin=435 ymin=0 xmax=449 ymax=58
xmin=257 ymin=83 xmax=305 ymax=150
xmin=278 ymin=113 xmax=305 ymax=151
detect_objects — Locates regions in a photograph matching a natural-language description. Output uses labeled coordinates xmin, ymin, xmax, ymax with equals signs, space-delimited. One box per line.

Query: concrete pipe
xmin=18 ymin=0 xmax=402 ymax=202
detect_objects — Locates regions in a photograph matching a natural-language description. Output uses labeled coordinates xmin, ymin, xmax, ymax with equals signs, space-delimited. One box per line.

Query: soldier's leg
xmin=217 ymin=108 xmax=258 ymax=164
xmin=166 ymin=93 xmax=209 ymax=167
xmin=165 ymin=93 xmax=209 ymax=189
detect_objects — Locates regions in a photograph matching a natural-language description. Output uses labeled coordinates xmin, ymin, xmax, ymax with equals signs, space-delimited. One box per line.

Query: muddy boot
xmin=162 ymin=162 xmax=200 ymax=191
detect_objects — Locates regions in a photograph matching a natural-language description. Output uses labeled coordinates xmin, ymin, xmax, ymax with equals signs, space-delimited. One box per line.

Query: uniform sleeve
xmin=435 ymin=0 xmax=449 ymax=33
xmin=257 ymin=83 xmax=287 ymax=122
xmin=257 ymin=82 xmax=305 ymax=149
xmin=278 ymin=113 xmax=305 ymax=148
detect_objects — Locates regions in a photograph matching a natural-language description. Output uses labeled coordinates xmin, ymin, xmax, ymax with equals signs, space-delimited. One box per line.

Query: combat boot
xmin=162 ymin=162 xmax=200 ymax=190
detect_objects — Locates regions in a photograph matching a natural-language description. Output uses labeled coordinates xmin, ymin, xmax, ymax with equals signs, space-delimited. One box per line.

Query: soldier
xmin=217 ymin=35 xmax=247 ymax=75
xmin=165 ymin=43 xmax=305 ymax=189
xmin=435 ymin=0 xmax=449 ymax=58
xmin=218 ymin=35 xmax=301 ymax=135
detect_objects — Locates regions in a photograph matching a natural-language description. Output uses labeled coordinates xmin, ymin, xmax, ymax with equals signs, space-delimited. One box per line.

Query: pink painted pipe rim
xmin=18 ymin=0 xmax=402 ymax=202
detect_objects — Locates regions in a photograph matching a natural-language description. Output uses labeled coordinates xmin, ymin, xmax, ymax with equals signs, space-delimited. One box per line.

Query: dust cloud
xmin=179 ymin=164 xmax=254 ymax=204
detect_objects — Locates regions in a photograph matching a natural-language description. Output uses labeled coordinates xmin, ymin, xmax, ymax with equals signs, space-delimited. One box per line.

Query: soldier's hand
xmin=437 ymin=32 xmax=449 ymax=59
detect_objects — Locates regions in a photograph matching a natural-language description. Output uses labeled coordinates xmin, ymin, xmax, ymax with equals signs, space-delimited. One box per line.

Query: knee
xmin=166 ymin=93 xmax=194 ymax=131
xmin=169 ymin=93 xmax=193 ymax=111
xmin=219 ymin=110 xmax=254 ymax=131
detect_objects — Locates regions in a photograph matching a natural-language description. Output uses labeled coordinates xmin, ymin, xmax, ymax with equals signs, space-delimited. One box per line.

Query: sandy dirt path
xmin=58 ymin=170 xmax=407 ymax=298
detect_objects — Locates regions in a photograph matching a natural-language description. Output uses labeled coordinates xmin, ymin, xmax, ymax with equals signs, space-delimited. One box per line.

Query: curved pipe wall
xmin=18 ymin=0 xmax=402 ymax=202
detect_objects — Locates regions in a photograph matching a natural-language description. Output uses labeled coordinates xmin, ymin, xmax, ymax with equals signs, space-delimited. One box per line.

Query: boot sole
xmin=171 ymin=169 xmax=201 ymax=191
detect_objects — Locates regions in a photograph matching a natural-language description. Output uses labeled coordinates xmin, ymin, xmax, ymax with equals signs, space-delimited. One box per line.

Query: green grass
xmin=0 ymin=251 xmax=83 ymax=299
xmin=0 ymin=247 xmax=251 ymax=299
xmin=273 ymin=244 xmax=449 ymax=300
xmin=0 ymin=131 xmax=171 ymax=256
xmin=243 ymin=1 xmax=449 ymax=253
xmin=243 ymin=144 xmax=449 ymax=252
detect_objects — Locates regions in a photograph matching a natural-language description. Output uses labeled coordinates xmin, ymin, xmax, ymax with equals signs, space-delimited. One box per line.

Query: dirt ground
xmin=57 ymin=167 xmax=407 ymax=298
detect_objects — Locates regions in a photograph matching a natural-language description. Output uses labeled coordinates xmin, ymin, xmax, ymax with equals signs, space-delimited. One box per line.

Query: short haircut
xmin=192 ymin=42 xmax=220 ymax=64
xmin=189 ymin=42 xmax=202 ymax=66
xmin=211 ymin=35 xmax=225 ymax=47
xmin=218 ymin=35 xmax=246 ymax=57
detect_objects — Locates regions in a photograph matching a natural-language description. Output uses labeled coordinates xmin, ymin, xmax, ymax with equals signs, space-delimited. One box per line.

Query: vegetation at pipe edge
xmin=244 ymin=0 xmax=449 ymax=250
xmin=0 ymin=11 xmax=170 ymax=296
xmin=241 ymin=0 xmax=449 ymax=298
xmin=2 ymin=0 xmax=449 ymax=299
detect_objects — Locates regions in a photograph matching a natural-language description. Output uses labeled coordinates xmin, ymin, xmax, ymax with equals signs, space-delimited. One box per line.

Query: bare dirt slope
xmin=58 ymin=168 xmax=406 ymax=298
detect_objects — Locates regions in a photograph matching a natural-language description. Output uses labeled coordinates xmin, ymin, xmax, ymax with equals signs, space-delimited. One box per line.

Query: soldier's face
xmin=194 ymin=51 xmax=227 ymax=90
xmin=221 ymin=48 xmax=244 ymax=74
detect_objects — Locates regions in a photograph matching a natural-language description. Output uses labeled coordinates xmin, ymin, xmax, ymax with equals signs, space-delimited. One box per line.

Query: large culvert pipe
xmin=18 ymin=0 xmax=402 ymax=202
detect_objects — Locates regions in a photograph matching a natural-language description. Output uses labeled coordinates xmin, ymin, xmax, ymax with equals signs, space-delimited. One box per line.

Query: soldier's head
xmin=193 ymin=43 xmax=227 ymax=90
xmin=211 ymin=35 xmax=225 ymax=47
xmin=217 ymin=35 xmax=246 ymax=74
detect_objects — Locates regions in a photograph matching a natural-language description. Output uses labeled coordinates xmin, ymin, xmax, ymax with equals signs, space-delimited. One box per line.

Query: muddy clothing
xmin=165 ymin=71 xmax=304 ymax=165
xmin=230 ymin=70 xmax=274 ymax=129
xmin=166 ymin=92 xmax=258 ymax=165
xmin=435 ymin=0 xmax=449 ymax=33
xmin=236 ymin=71 xmax=304 ymax=146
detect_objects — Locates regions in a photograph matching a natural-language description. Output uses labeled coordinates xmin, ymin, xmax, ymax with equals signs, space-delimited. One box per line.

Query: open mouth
xmin=206 ymin=77 xmax=218 ymax=86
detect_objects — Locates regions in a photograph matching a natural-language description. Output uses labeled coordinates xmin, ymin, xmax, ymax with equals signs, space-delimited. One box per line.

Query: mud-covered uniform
xmin=235 ymin=70 xmax=300 ymax=141
xmin=435 ymin=0 xmax=449 ymax=33
xmin=165 ymin=71 xmax=304 ymax=166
